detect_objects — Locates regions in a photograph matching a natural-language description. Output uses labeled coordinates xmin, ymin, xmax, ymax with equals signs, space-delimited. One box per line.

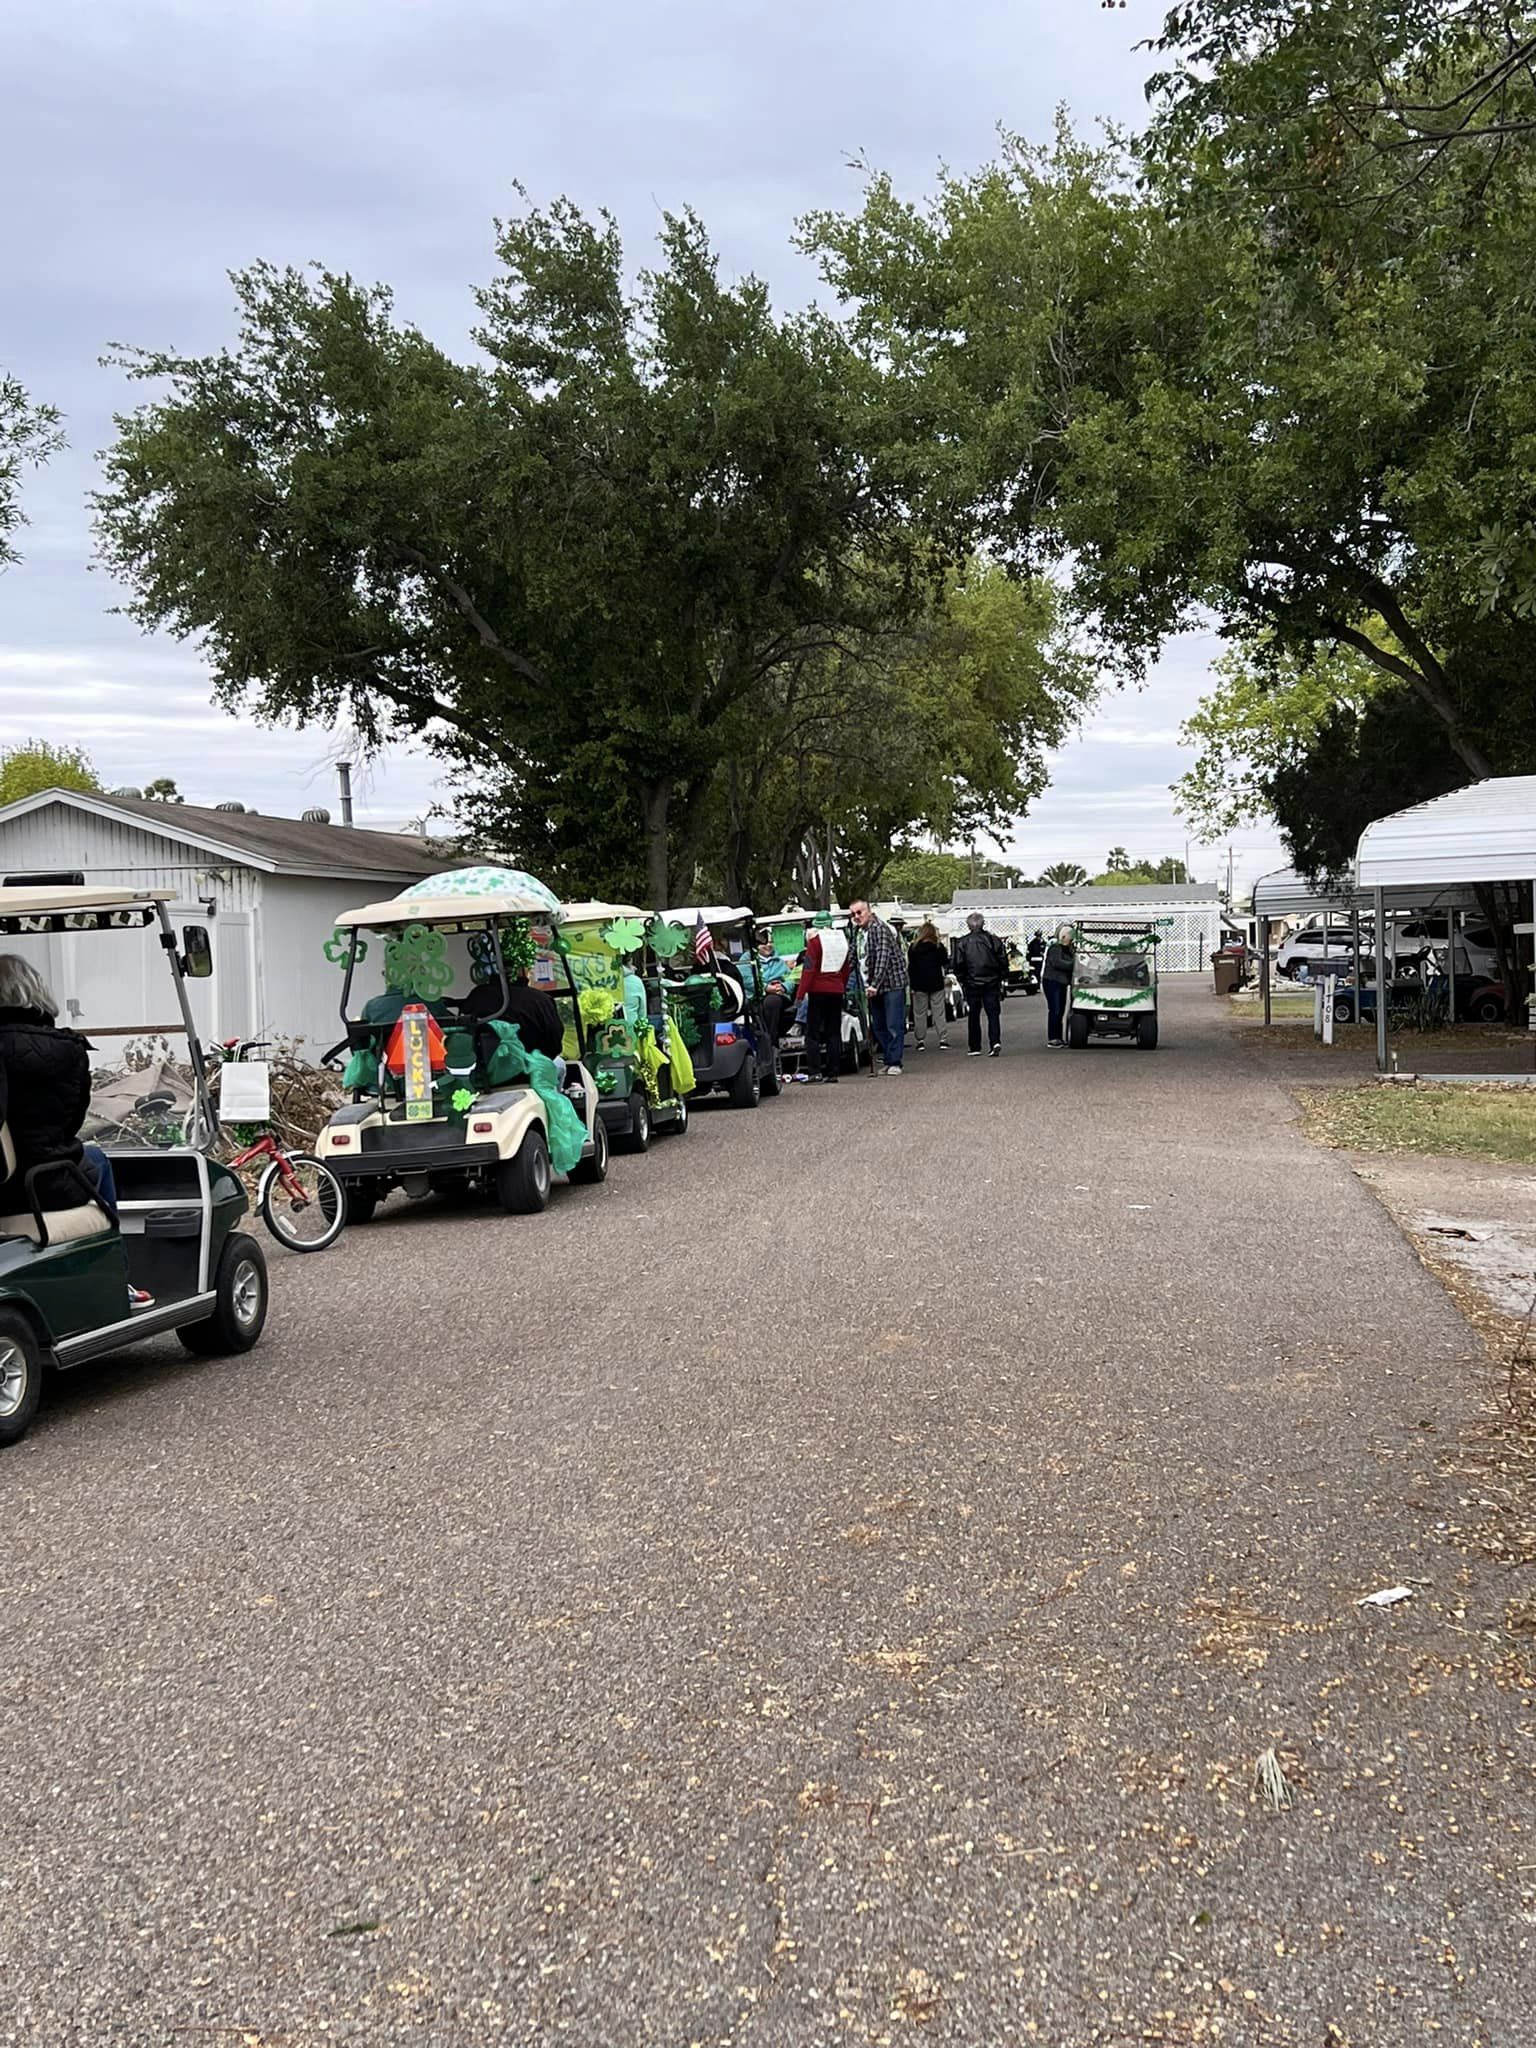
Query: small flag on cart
xmin=693 ymin=912 xmax=715 ymax=967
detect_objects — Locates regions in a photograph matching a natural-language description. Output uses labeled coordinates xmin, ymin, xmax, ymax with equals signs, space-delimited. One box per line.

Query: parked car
xmin=1276 ymin=924 xmax=1366 ymax=981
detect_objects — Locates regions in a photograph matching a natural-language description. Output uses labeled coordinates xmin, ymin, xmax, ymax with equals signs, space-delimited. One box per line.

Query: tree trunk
xmin=640 ymin=779 xmax=671 ymax=911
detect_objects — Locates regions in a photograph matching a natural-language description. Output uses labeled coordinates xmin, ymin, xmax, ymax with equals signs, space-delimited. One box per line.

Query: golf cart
xmin=315 ymin=868 xmax=609 ymax=1217
xmin=658 ymin=906 xmax=783 ymax=1107
xmin=559 ymin=901 xmax=692 ymax=1152
xmin=754 ymin=910 xmax=875 ymax=1078
xmin=0 ymin=885 xmax=269 ymax=1448
xmin=1066 ymin=923 xmax=1161 ymax=1050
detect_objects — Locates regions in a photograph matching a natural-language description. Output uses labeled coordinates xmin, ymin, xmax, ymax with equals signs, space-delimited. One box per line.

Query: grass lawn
xmin=1299 ymin=1085 xmax=1536 ymax=1166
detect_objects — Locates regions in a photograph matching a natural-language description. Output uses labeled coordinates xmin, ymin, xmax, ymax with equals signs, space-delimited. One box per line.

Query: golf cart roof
xmin=561 ymin=900 xmax=648 ymax=925
xmin=0 ymin=883 xmax=174 ymax=916
xmin=664 ymin=904 xmax=753 ymax=927
xmin=335 ymin=891 xmax=564 ymax=930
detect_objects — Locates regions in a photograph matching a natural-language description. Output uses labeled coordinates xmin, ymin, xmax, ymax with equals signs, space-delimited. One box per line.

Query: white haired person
xmin=0 ymin=955 xmax=152 ymax=1305
xmin=1041 ymin=924 xmax=1076 ymax=1048
xmin=953 ymin=911 xmax=1009 ymax=1058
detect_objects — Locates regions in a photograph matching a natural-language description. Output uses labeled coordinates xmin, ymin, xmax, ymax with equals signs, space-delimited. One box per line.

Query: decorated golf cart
xmin=1066 ymin=923 xmax=1161 ymax=1050
xmin=657 ymin=906 xmax=782 ymax=1107
xmin=754 ymin=910 xmax=874 ymax=1078
xmin=558 ymin=902 xmax=694 ymax=1151
xmin=315 ymin=867 xmax=609 ymax=1216
xmin=0 ymin=885 xmax=270 ymax=1448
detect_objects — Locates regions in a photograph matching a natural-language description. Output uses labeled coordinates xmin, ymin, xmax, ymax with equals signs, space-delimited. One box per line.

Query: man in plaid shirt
xmin=851 ymin=901 xmax=909 ymax=1075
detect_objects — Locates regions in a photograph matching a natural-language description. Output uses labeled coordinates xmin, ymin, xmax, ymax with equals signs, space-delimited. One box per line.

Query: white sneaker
xmin=886 ymin=1065 xmax=903 ymax=1077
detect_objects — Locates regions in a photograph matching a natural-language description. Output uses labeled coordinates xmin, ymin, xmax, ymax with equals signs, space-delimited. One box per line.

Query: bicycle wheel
xmin=257 ymin=1152 xmax=347 ymax=1253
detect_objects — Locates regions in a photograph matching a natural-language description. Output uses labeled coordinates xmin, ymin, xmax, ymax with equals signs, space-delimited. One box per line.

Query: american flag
xmin=693 ymin=912 xmax=715 ymax=966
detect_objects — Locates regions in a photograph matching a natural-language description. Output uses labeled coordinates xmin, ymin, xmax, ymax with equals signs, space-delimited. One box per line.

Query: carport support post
xmin=1261 ymin=917 xmax=1271 ymax=1026
xmin=1374 ymin=888 xmax=1388 ymax=1071
xmin=1351 ymin=909 xmax=1363 ymax=1027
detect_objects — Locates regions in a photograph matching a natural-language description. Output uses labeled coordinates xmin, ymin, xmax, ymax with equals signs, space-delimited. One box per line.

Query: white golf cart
xmin=315 ymin=871 xmax=609 ymax=1218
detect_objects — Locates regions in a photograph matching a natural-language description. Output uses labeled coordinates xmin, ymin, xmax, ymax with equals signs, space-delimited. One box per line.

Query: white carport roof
xmin=1252 ymin=867 xmax=1481 ymax=919
xmin=1355 ymin=776 xmax=1536 ymax=891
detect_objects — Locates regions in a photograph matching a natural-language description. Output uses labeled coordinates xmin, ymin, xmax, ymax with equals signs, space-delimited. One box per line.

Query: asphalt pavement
xmin=3 ymin=979 xmax=1532 ymax=2047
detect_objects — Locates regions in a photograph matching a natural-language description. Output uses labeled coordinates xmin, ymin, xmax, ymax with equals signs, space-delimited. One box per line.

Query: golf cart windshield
xmin=0 ymin=885 xmax=219 ymax=1151
xmin=1073 ymin=927 xmax=1158 ymax=990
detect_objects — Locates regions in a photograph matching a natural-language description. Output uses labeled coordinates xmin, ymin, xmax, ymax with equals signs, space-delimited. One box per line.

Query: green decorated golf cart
xmin=754 ymin=910 xmax=874 ymax=1077
xmin=0 ymin=885 xmax=270 ymax=1448
xmin=315 ymin=867 xmax=609 ymax=1217
xmin=1066 ymin=923 xmax=1161 ymax=1050
xmin=559 ymin=902 xmax=693 ymax=1152
xmin=657 ymin=906 xmax=782 ymax=1108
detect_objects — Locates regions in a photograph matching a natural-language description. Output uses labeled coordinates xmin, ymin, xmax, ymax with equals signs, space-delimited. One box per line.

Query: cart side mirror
xmin=181 ymin=924 xmax=214 ymax=979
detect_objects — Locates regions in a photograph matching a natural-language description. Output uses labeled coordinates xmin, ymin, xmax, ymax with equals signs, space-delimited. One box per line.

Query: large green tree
xmin=96 ymin=206 xmax=948 ymax=906
xmin=807 ymin=2 xmax=1536 ymax=862
xmin=0 ymin=739 xmax=100 ymax=806
xmin=1 ymin=372 xmax=63 ymax=572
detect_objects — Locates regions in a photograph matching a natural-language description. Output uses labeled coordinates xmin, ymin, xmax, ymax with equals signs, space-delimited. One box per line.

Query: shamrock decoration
xmin=383 ymin=922 xmax=453 ymax=1000
xmin=601 ymin=915 xmax=648 ymax=958
xmin=649 ymin=920 xmax=689 ymax=960
xmin=450 ymin=1087 xmax=476 ymax=1113
xmin=323 ymin=928 xmax=367 ymax=968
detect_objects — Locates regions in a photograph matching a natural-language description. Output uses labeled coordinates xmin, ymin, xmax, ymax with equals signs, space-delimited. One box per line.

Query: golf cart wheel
xmin=1067 ymin=1011 xmax=1090 ymax=1049
xmin=1135 ymin=1014 xmax=1159 ymax=1050
xmin=619 ymin=1093 xmax=651 ymax=1154
xmin=728 ymin=1058 xmax=761 ymax=1109
xmin=257 ymin=1152 xmax=346 ymax=1253
xmin=496 ymin=1130 xmax=551 ymax=1213
xmin=1330 ymin=994 xmax=1355 ymax=1025
xmin=344 ymin=1182 xmax=381 ymax=1225
xmin=1473 ymin=993 xmax=1504 ymax=1022
xmin=178 ymin=1232 xmax=269 ymax=1358
xmin=0 ymin=1309 xmax=44 ymax=1449
xmin=570 ymin=1117 xmax=610 ymax=1185
xmin=762 ymin=1054 xmax=782 ymax=1098
xmin=668 ymin=1095 xmax=690 ymax=1137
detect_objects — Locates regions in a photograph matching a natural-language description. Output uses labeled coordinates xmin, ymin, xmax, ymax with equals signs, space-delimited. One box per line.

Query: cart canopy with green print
xmin=558 ymin=902 xmax=692 ymax=1152
xmin=1067 ymin=922 xmax=1162 ymax=1051
xmin=315 ymin=867 xmax=610 ymax=1219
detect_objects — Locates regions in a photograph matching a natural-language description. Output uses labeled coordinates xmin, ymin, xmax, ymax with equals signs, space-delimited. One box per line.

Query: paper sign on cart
xmin=219 ymin=1060 xmax=272 ymax=1122
xmin=400 ymin=1005 xmax=435 ymax=1122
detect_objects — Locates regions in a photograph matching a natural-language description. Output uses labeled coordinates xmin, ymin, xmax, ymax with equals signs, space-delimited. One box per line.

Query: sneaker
xmin=129 ymin=1286 xmax=156 ymax=1311
xmin=989 ymin=1046 xmax=1000 ymax=1058
xmin=887 ymin=1065 xmax=903 ymax=1077
xmin=912 ymin=1038 xmax=925 ymax=1051
xmin=938 ymin=1039 xmax=949 ymax=1050
xmin=968 ymin=1048 xmax=983 ymax=1058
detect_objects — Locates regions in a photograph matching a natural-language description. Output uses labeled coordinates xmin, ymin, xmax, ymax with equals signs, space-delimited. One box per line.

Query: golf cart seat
xmin=0 ymin=1124 xmax=113 ymax=1245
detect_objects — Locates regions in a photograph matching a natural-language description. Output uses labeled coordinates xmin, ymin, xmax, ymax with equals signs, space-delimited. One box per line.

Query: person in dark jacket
xmin=906 ymin=921 xmax=950 ymax=1051
xmin=1041 ymin=924 xmax=1076 ymax=1047
xmin=953 ymin=913 xmax=1009 ymax=1058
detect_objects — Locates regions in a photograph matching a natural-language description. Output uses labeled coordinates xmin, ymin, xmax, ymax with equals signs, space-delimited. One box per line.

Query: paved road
xmin=4 ymin=981 xmax=1531 ymax=2046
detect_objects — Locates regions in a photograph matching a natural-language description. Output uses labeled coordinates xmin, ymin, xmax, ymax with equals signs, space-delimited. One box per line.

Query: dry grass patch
xmin=1299 ymin=1083 xmax=1536 ymax=1166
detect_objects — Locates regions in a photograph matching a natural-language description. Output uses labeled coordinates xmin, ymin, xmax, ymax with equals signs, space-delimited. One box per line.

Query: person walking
xmin=906 ymin=920 xmax=950 ymax=1051
xmin=954 ymin=911 xmax=1009 ymax=1058
xmin=850 ymin=901 xmax=908 ymax=1076
xmin=798 ymin=917 xmax=853 ymax=1083
xmin=1041 ymin=923 xmax=1076 ymax=1047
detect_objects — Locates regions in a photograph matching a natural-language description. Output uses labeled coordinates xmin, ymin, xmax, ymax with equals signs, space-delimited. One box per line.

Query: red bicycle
xmin=215 ymin=1040 xmax=347 ymax=1254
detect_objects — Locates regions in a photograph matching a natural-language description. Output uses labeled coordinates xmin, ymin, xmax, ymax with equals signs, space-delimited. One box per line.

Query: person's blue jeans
xmin=871 ymin=988 xmax=907 ymax=1067
xmin=1044 ymin=979 xmax=1068 ymax=1043
xmin=82 ymin=1143 xmax=119 ymax=1219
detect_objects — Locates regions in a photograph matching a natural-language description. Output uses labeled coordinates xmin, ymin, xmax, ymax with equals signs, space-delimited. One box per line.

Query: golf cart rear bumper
xmin=597 ymin=1096 xmax=639 ymax=1135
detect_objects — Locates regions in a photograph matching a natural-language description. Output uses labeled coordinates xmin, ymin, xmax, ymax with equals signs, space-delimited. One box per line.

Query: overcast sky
xmin=1 ymin=0 xmax=1287 ymax=891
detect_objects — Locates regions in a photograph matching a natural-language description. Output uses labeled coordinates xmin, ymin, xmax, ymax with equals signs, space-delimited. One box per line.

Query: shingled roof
xmin=0 ymin=788 xmax=451 ymax=883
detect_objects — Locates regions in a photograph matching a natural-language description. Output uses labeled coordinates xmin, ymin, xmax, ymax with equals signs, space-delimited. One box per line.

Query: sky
xmin=0 ymin=0 xmax=1289 ymax=895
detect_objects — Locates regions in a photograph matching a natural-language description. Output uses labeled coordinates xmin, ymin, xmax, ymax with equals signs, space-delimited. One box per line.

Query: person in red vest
xmin=798 ymin=918 xmax=853 ymax=1084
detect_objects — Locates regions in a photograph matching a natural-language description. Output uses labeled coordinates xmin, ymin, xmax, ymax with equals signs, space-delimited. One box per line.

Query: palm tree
xmin=1039 ymin=861 xmax=1088 ymax=890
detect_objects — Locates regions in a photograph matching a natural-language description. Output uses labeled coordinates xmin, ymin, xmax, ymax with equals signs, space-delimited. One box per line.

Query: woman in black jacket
xmin=0 ymin=954 xmax=114 ymax=1217
xmin=906 ymin=921 xmax=950 ymax=1051
xmin=1041 ymin=925 xmax=1075 ymax=1048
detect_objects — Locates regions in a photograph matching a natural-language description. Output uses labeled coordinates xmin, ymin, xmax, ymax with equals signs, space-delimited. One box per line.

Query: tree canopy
xmin=1 ymin=372 xmax=63 ymax=573
xmin=0 ymin=738 xmax=100 ymax=806
xmin=97 ymin=207 xmax=1084 ymax=906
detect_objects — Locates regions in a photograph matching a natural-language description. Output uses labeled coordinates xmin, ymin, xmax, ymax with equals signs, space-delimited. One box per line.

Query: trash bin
xmin=1212 ymin=955 xmax=1241 ymax=996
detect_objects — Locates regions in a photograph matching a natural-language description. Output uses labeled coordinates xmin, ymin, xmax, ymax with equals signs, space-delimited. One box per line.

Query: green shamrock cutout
xmin=383 ymin=922 xmax=453 ymax=999
xmin=649 ymin=920 xmax=689 ymax=960
xmin=601 ymin=915 xmax=648 ymax=957
xmin=324 ymin=929 xmax=367 ymax=968
xmin=450 ymin=1086 xmax=476 ymax=1113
